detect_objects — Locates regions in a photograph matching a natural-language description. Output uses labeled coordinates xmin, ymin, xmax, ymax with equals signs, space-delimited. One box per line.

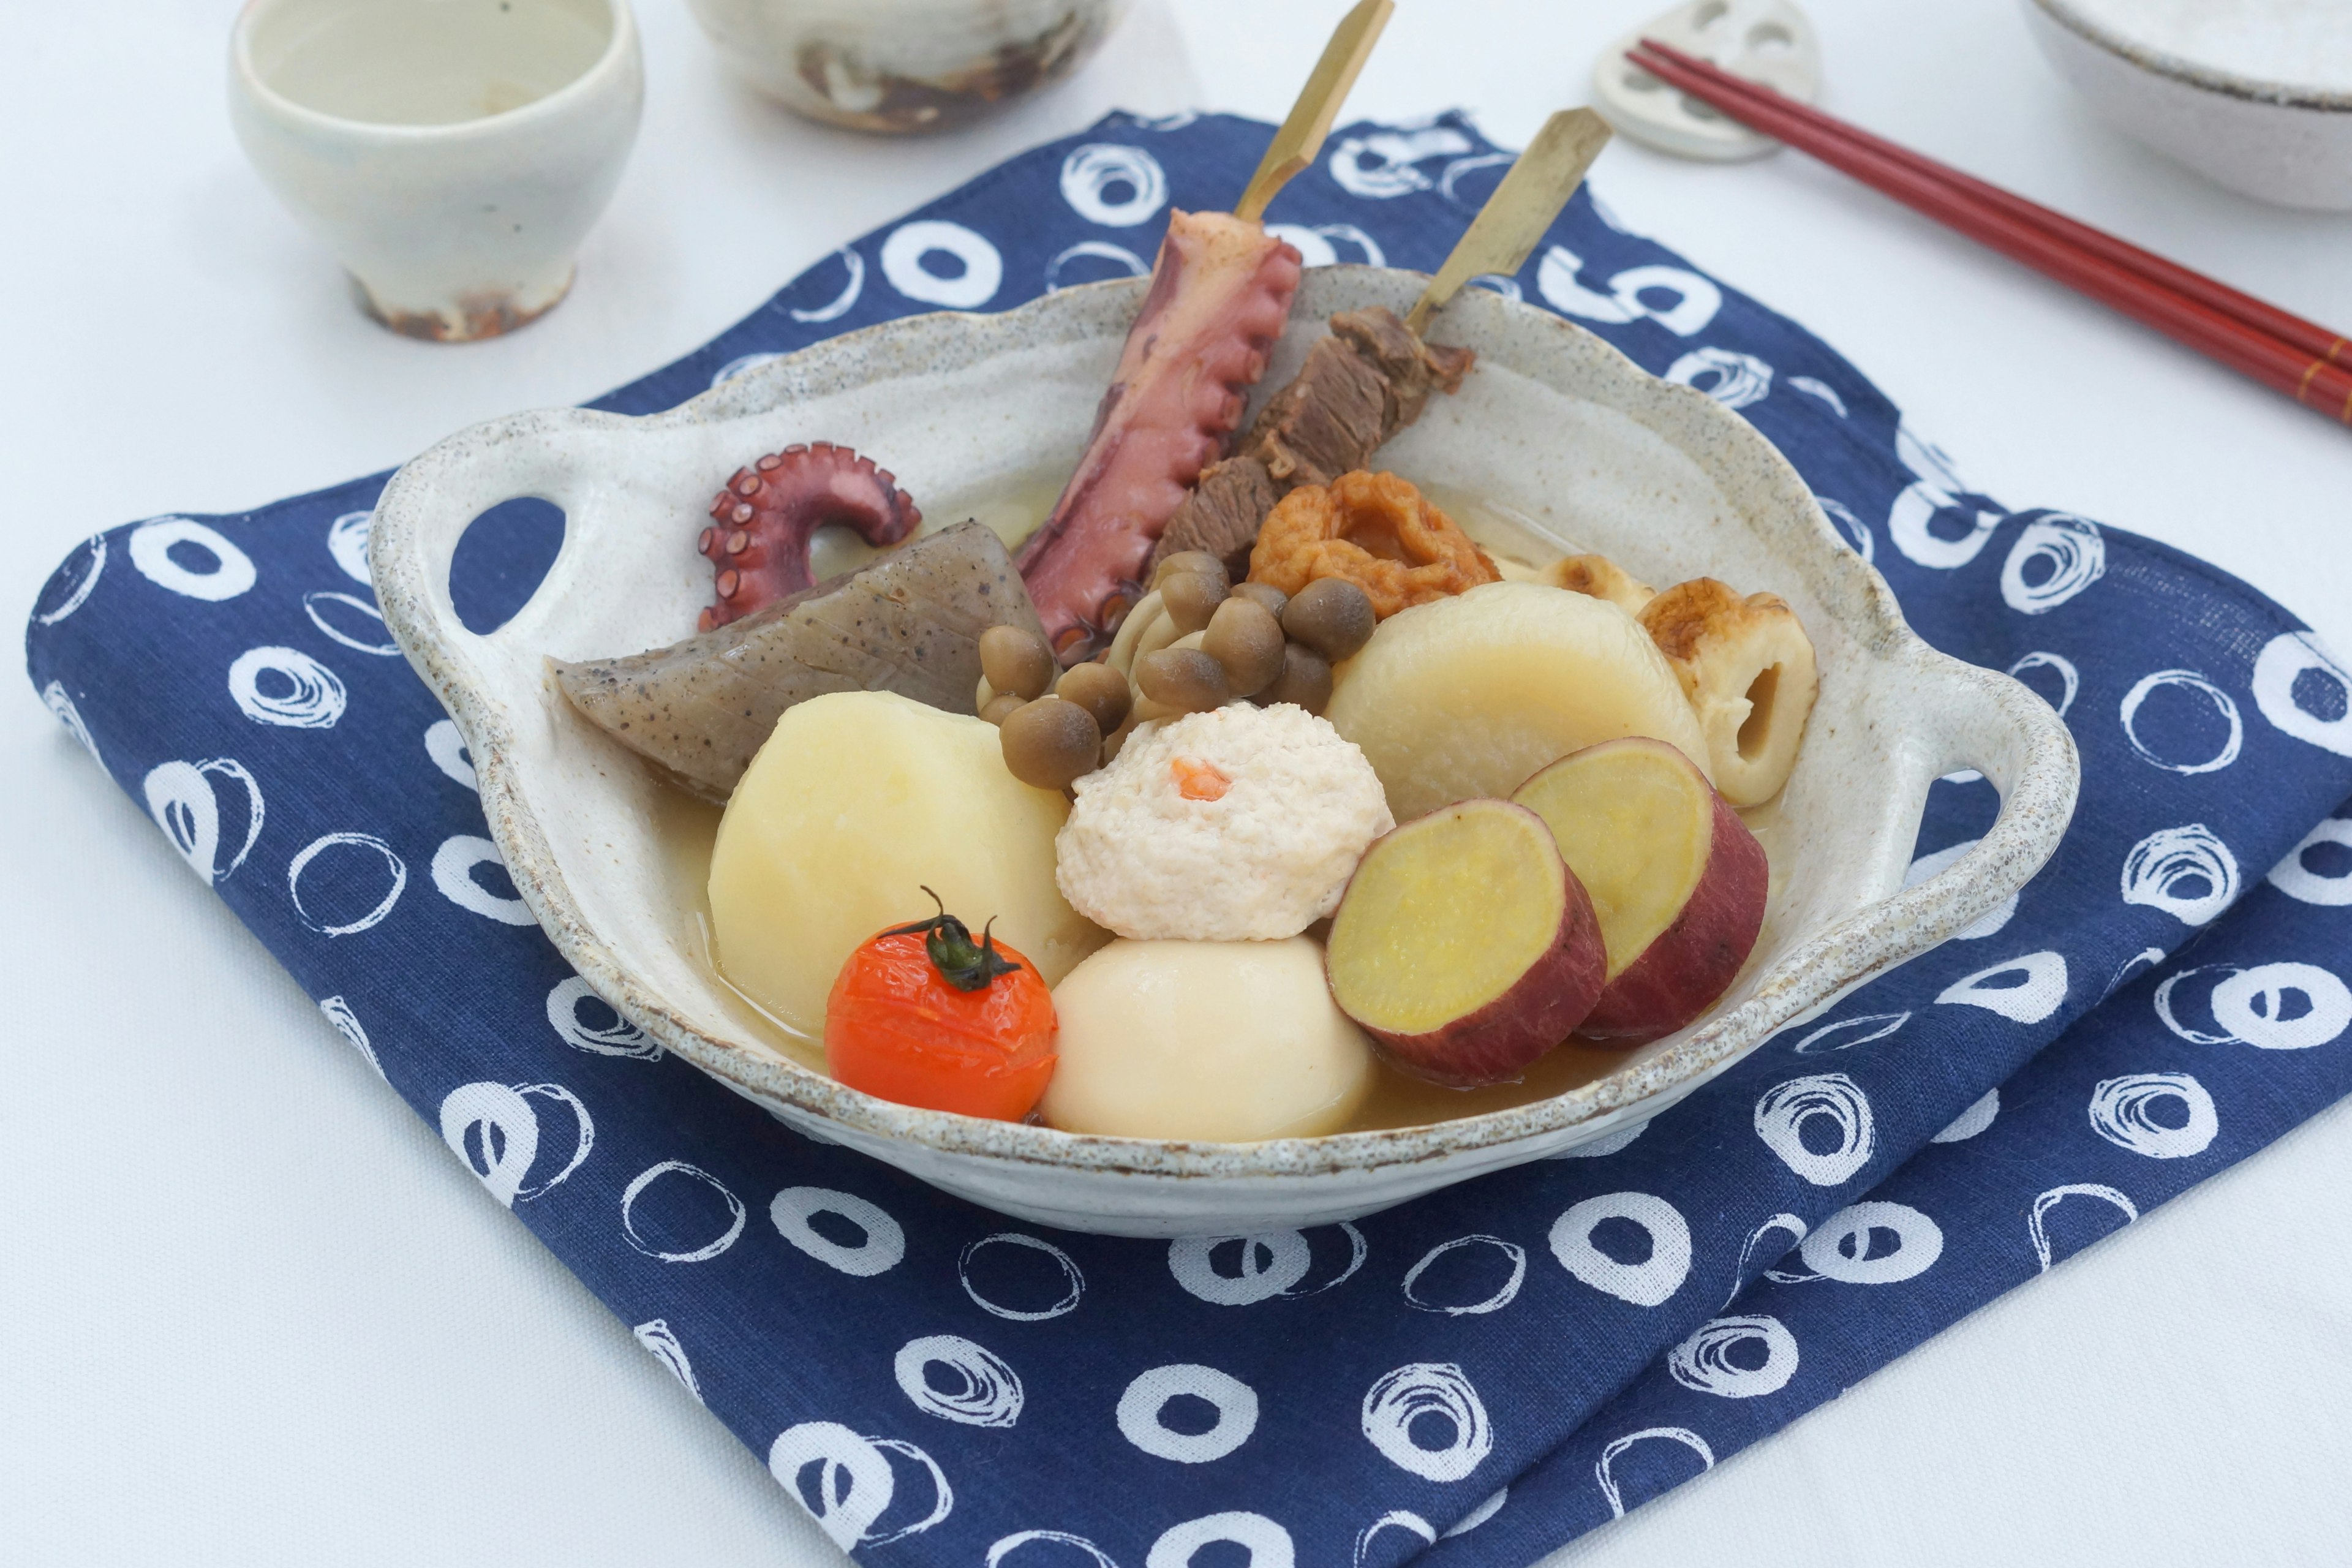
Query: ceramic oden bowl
xmin=371 ymin=269 xmax=2078 ymax=1238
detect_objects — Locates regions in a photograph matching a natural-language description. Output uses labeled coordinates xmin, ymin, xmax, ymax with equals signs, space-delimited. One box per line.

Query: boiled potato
xmin=1325 ymin=581 xmax=1713 ymax=821
xmin=709 ymin=690 xmax=1105 ymax=1038
xmin=1042 ymin=938 xmax=1374 ymax=1140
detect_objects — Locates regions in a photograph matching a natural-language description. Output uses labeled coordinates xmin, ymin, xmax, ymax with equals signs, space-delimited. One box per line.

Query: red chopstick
xmin=1627 ymin=37 xmax=2352 ymax=427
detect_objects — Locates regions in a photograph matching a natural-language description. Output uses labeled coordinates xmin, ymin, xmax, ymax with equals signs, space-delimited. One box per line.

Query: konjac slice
xmin=1325 ymin=799 xmax=1605 ymax=1086
xmin=1512 ymin=737 xmax=1768 ymax=1046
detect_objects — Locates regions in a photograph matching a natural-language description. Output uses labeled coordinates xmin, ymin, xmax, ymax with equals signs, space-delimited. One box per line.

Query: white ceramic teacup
xmin=230 ymin=0 xmax=644 ymax=341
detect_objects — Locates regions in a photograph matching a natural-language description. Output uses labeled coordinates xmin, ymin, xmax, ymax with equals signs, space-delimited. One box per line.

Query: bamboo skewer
xmin=1627 ymin=38 xmax=2352 ymax=427
xmin=1406 ymin=108 xmax=1613 ymax=336
xmin=1233 ymin=0 xmax=1395 ymax=222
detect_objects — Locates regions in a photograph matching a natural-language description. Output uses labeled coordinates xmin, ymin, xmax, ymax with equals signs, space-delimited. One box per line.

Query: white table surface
xmin=7 ymin=1 xmax=2351 ymax=1563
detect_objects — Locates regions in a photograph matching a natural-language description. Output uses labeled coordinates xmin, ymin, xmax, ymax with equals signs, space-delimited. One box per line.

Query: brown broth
xmin=655 ymin=478 xmax=1792 ymax=1137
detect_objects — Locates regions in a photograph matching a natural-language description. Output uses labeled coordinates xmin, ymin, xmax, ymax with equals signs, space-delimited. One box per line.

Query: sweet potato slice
xmin=1325 ymin=799 xmax=1605 ymax=1086
xmin=1512 ymin=737 xmax=1768 ymax=1046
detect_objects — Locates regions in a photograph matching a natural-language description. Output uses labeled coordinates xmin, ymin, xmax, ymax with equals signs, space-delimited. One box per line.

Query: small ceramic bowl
xmin=229 ymin=0 xmax=645 ymax=339
xmin=2026 ymin=0 xmax=2352 ymax=211
xmin=370 ymin=268 xmax=2078 ymax=1237
xmin=684 ymin=0 xmax=1127 ymax=134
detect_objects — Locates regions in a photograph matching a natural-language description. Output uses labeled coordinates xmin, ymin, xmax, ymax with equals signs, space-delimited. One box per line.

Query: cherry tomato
xmin=824 ymin=896 xmax=1057 ymax=1121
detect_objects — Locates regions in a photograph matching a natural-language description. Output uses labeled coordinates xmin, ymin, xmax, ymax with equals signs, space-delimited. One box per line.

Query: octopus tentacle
xmin=1016 ymin=209 xmax=1302 ymax=662
xmin=697 ymin=442 xmax=921 ymax=630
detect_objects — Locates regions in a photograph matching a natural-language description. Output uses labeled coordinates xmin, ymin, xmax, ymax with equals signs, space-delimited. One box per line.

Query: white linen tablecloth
xmin=5 ymin=2 xmax=2349 ymax=1562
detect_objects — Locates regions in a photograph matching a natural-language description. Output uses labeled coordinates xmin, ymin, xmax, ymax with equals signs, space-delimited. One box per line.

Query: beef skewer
xmin=1016 ymin=0 xmax=1395 ymax=663
xmin=1155 ymin=110 xmax=1616 ymax=580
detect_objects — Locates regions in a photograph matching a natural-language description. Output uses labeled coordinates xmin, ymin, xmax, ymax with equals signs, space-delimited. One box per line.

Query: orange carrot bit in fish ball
xmin=824 ymin=888 xmax=1058 ymax=1121
xmin=1171 ymin=758 xmax=1232 ymax=801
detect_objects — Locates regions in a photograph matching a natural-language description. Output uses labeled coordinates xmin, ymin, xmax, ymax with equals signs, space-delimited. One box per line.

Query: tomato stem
xmin=881 ymin=887 xmax=1024 ymax=993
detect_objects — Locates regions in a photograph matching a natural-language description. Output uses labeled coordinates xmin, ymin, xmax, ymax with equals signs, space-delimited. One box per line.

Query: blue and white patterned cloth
xmin=26 ymin=111 xmax=2352 ymax=1566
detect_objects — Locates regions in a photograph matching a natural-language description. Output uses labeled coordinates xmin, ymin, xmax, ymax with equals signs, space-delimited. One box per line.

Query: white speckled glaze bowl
xmin=371 ymin=268 xmax=2079 ymax=1237
xmin=2025 ymin=0 xmax=2352 ymax=210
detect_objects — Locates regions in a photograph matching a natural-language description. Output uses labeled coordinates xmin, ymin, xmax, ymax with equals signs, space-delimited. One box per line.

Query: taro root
xmin=1248 ymin=471 xmax=1499 ymax=619
xmin=553 ymin=521 xmax=1039 ymax=802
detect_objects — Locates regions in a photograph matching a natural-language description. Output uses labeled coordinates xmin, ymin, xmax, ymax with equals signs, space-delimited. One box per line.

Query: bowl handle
xmin=369 ymin=407 xmax=636 ymax=665
xmin=1890 ymin=648 xmax=2081 ymax=941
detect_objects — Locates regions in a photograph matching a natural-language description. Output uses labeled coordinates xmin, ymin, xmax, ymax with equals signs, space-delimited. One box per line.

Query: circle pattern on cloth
xmin=431 ymin=835 xmax=537 ymax=925
xmin=1549 ymin=1192 xmax=1691 ymax=1306
xmin=424 ymin=718 xmax=477 ymax=790
xmin=989 ymin=1531 xmax=1120 ymax=1568
xmin=1117 ymin=1363 xmax=1259 ymax=1463
xmin=880 ymin=220 xmax=1002 ymax=309
xmin=1401 ymin=1235 xmax=1526 ymax=1316
xmin=439 ymin=1080 xmax=592 ymax=1207
xmin=895 ymin=1334 xmax=1023 ymax=1428
xmin=1936 ymin=951 xmax=2070 ymax=1023
xmin=1931 ymin=1088 xmax=2000 ymax=1144
xmin=2212 ymin=962 xmax=2352 ymax=1049
xmin=1667 ymin=1314 xmax=1798 ymax=1398
xmin=1798 ymin=1200 xmax=1943 ymax=1284
xmin=622 ymin=1161 xmax=746 ymax=1262
xmin=34 ymin=535 xmax=105 ymax=625
xmin=1665 ymin=347 xmax=1772 ymax=409
xmin=1146 ymin=1512 xmax=1294 ymax=1568
xmin=302 ymin=590 xmax=401 ymax=656
xmin=2008 ymin=650 xmax=2081 ymax=717
xmin=2252 ymin=631 xmax=2352 ymax=756
xmin=1789 ymin=1011 xmax=1909 ymax=1055
xmin=960 ymin=1232 xmax=1084 ymax=1318
xmin=287 ymin=831 xmax=405 ymax=935
xmin=2000 ymin=514 xmax=2105 ymax=614
xmin=326 ymin=510 xmax=374 ymax=584
xmin=2089 ymin=1072 xmax=2217 ymax=1158
xmin=546 ymin=974 xmax=660 ymax=1060
xmin=2029 ymin=1183 xmax=2137 ymax=1272
xmin=787 ymin=247 xmax=865 ymax=324
xmin=768 ymin=1422 xmax=894 ymax=1551
xmin=143 ymin=758 xmax=265 ymax=886
xmin=1360 ymin=1362 xmax=1492 ymax=1482
xmin=1167 ymin=1232 xmax=1310 ymax=1304
xmin=771 ymin=1186 xmax=907 ymax=1276
xmin=2119 ymin=669 xmax=2242 ymax=775
xmin=1594 ymin=1427 xmax=1713 ymax=1520
xmin=2269 ymin=818 xmax=2352 ymax=905
xmin=1059 ymin=143 xmax=1167 ymax=226
xmin=1752 ymin=1073 xmax=1875 ymax=1185
xmin=1045 ymin=239 xmax=1149 ymax=291
xmin=2121 ymin=824 xmax=2240 ymax=925
xmin=228 ymin=646 xmax=345 ymax=728
xmin=130 ymin=517 xmax=257 ymax=601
